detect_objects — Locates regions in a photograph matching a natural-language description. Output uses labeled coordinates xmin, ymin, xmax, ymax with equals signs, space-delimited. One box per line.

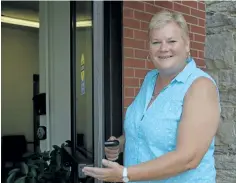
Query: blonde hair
xmin=149 ymin=10 xmax=189 ymax=40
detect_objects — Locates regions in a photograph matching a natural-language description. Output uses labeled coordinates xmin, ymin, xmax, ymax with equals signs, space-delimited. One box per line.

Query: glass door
xmin=76 ymin=0 xmax=93 ymax=162
xmin=75 ymin=1 xmax=94 ymax=183
xmin=37 ymin=2 xmax=122 ymax=183
xmin=68 ymin=1 xmax=123 ymax=183
xmin=68 ymin=2 xmax=105 ymax=183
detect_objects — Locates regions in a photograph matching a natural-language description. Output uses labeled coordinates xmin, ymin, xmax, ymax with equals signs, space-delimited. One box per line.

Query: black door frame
xmin=104 ymin=1 xmax=123 ymax=165
xmin=69 ymin=1 xmax=123 ymax=182
xmin=70 ymin=1 xmax=78 ymax=181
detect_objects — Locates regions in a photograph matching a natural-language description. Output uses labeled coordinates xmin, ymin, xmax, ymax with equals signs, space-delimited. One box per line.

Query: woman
xmin=83 ymin=10 xmax=221 ymax=183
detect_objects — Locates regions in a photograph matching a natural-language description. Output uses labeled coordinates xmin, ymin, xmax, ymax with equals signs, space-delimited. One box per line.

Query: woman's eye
xmin=169 ymin=40 xmax=176 ymax=43
xmin=152 ymin=42 xmax=161 ymax=45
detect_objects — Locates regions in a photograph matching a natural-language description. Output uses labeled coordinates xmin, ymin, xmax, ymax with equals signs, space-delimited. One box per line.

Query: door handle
xmin=62 ymin=146 xmax=94 ymax=180
xmin=78 ymin=164 xmax=94 ymax=178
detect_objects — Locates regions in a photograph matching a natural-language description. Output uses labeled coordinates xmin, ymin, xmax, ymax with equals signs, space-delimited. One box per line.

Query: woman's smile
xmin=158 ymin=55 xmax=173 ymax=60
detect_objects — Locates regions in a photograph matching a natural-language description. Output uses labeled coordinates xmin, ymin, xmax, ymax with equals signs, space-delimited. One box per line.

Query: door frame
xmin=39 ymin=1 xmax=106 ymax=182
xmin=104 ymin=1 xmax=123 ymax=164
xmin=92 ymin=1 xmax=105 ymax=172
xmin=70 ymin=2 xmax=106 ymax=182
xmin=39 ymin=1 xmax=123 ymax=182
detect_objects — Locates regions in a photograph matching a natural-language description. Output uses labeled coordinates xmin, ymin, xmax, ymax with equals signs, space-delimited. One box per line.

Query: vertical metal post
xmin=70 ymin=1 xmax=78 ymax=182
xmin=93 ymin=3 xmax=105 ymax=183
xmin=33 ymin=74 xmax=40 ymax=152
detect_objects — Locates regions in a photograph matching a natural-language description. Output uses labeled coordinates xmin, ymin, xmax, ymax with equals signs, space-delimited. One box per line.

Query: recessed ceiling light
xmin=1 ymin=16 xmax=92 ymax=28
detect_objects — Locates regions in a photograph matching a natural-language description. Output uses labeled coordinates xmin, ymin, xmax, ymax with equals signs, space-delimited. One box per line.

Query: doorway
xmin=69 ymin=1 xmax=123 ymax=183
xmin=1 ymin=1 xmax=123 ymax=183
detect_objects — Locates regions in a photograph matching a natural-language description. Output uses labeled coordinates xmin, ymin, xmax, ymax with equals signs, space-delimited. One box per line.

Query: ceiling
xmin=1 ymin=1 xmax=92 ymax=22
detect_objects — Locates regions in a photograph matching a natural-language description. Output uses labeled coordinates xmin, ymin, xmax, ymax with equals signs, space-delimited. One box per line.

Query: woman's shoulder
xmin=191 ymin=67 xmax=218 ymax=86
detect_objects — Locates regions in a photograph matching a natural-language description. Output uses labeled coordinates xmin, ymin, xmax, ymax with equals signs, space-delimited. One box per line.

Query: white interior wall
xmin=1 ymin=25 xmax=39 ymax=143
xmin=1 ymin=23 xmax=93 ymax=152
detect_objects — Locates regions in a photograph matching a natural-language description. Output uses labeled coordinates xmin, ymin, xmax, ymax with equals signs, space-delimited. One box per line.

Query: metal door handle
xmin=78 ymin=164 xmax=94 ymax=178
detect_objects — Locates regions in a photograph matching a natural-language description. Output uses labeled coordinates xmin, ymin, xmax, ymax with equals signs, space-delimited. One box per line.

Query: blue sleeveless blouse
xmin=124 ymin=58 xmax=219 ymax=183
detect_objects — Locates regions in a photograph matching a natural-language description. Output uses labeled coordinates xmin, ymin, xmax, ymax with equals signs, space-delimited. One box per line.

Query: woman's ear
xmin=185 ymin=37 xmax=190 ymax=53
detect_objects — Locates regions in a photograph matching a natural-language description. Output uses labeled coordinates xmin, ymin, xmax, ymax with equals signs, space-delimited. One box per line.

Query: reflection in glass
xmin=75 ymin=0 xmax=94 ymax=164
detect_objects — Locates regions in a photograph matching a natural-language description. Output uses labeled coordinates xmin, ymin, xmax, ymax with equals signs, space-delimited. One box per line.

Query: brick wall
xmin=123 ymin=1 xmax=206 ymax=109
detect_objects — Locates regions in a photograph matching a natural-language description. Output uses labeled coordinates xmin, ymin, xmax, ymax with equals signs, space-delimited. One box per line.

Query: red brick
xmin=124 ymin=58 xmax=146 ymax=68
xmin=124 ymin=78 xmax=139 ymax=87
xmin=182 ymin=1 xmax=198 ymax=9
xmin=124 ymin=68 xmax=134 ymax=77
xmin=134 ymin=11 xmax=153 ymax=22
xmin=125 ymin=87 xmax=135 ymax=97
xmin=123 ymin=1 xmax=145 ymax=11
xmin=134 ymin=49 xmax=149 ymax=59
xmin=146 ymin=60 xmax=155 ymax=69
xmin=191 ymin=9 xmax=205 ymax=19
xmin=124 ymin=38 xmax=145 ymax=49
xmin=124 ymin=48 xmax=134 ymax=57
xmin=189 ymin=33 xmax=194 ymax=41
xmin=123 ymin=8 xmax=134 ymax=18
xmin=191 ymin=41 xmax=204 ymax=51
xmin=198 ymin=19 xmax=205 ymax=27
xmin=191 ymin=25 xmax=205 ymax=35
xmin=135 ymin=69 xmax=148 ymax=78
xmin=198 ymin=2 xmax=205 ymax=11
xmin=134 ymin=30 xmax=148 ymax=41
xmin=198 ymin=51 xmax=205 ymax=59
xmin=183 ymin=14 xmax=198 ymax=25
xmin=145 ymin=40 xmax=150 ymax=50
xmin=143 ymin=1 xmax=155 ymax=5
xmin=123 ymin=18 xmax=140 ymax=29
xmin=145 ymin=3 xmax=161 ymax=14
xmin=187 ymin=23 xmax=191 ymax=33
xmin=139 ymin=78 xmax=145 ymax=86
xmin=140 ymin=21 xmax=149 ymax=31
xmin=124 ymin=97 xmax=134 ymax=107
xmin=190 ymin=49 xmax=198 ymax=58
xmin=135 ymin=88 xmax=141 ymax=95
xmin=155 ymin=1 xmax=173 ymax=9
xmin=122 ymin=0 xmax=206 ymax=108
xmin=124 ymin=28 xmax=134 ymax=38
xmin=174 ymin=3 xmax=190 ymax=14
xmin=194 ymin=34 xmax=205 ymax=42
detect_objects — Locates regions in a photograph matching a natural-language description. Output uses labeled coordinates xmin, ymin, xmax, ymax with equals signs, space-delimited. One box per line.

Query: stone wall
xmin=205 ymin=1 xmax=236 ymax=183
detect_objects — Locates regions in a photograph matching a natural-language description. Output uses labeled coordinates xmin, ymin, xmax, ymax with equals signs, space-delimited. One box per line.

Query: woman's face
xmin=149 ymin=21 xmax=190 ymax=76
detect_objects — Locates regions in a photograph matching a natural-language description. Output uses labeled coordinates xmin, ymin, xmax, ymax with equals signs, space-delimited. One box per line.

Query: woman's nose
xmin=160 ymin=42 xmax=169 ymax=52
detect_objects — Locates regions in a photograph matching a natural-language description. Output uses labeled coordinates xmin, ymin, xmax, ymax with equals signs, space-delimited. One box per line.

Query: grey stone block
xmin=206 ymin=2 xmax=236 ymax=182
xmin=220 ymin=107 xmax=235 ymax=121
xmin=215 ymin=154 xmax=236 ymax=170
xmin=207 ymin=1 xmax=236 ymax=13
xmin=207 ymin=26 xmax=236 ymax=35
xmin=216 ymin=170 xmax=236 ymax=183
xmin=216 ymin=121 xmax=236 ymax=145
xmin=219 ymin=70 xmax=232 ymax=84
xmin=205 ymin=33 xmax=235 ymax=69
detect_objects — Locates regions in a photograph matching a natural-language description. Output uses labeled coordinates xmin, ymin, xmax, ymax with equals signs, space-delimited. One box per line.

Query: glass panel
xmin=75 ymin=1 xmax=94 ymax=181
xmin=1 ymin=1 xmax=40 ymax=180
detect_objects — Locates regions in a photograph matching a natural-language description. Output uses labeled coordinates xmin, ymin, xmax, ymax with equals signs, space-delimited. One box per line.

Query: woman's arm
xmin=127 ymin=77 xmax=221 ymax=181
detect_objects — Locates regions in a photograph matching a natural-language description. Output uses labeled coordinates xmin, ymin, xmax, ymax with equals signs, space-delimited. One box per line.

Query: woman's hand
xmin=82 ymin=159 xmax=124 ymax=182
xmin=105 ymin=136 xmax=120 ymax=161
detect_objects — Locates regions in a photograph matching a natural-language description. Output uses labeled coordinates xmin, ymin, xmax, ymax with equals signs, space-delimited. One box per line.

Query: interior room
xmin=1 ymin=1 xmax=93 ymax=180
